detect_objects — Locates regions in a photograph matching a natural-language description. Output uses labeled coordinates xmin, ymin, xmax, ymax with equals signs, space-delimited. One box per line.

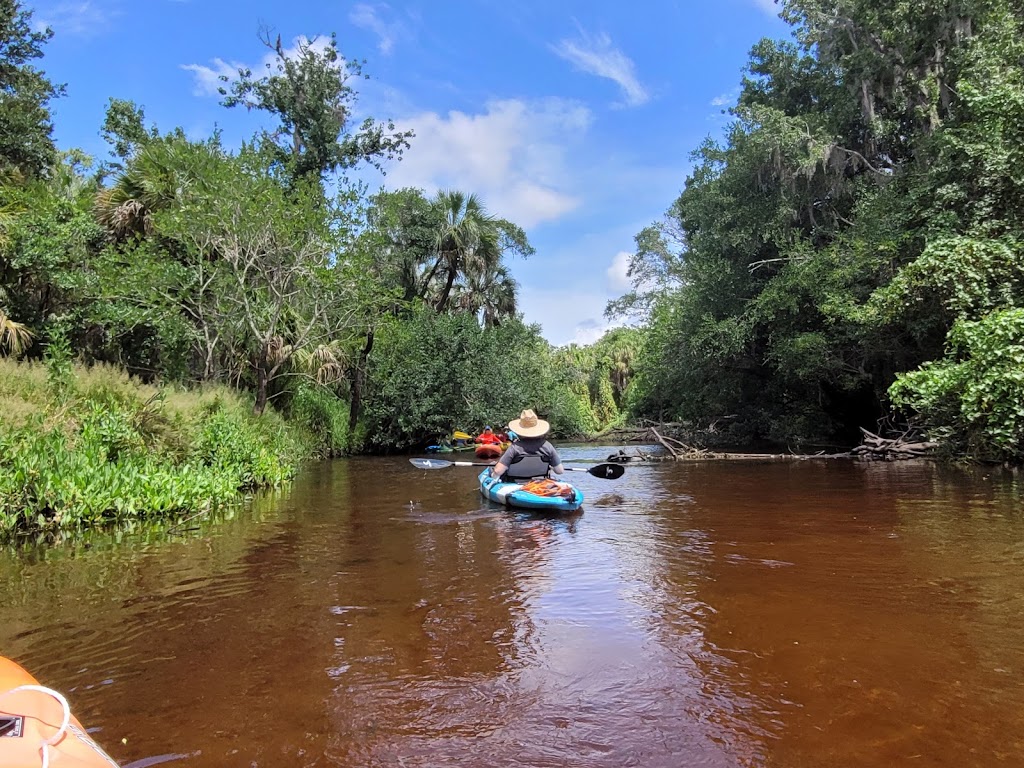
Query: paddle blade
xmin=409 ymin=458 xmax=454 ymax=470
xmin=587 ymin=463 xmax=625 ymax=479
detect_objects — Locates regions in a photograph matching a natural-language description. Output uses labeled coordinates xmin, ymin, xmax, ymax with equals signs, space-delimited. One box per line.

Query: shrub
xmin=890 ymin=308 xmax=1024 ymax=461
xmin=290 ymin=384 xmax=349 ymax=457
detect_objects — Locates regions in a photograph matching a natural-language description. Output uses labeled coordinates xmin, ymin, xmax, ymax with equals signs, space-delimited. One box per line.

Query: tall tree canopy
xmin=219 ymin=30 xmax=413 ymax=184
xmin=0 ymin=0 xmax=62 ymax=178
xmin=614 ymin=0 xmax=1024 ymax=457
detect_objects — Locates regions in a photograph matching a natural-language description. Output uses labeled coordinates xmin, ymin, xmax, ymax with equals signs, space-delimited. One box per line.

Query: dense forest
xmin=609 ymin=0 xmax=1024 ymax=462
xmin=0 ymin=0 xmax=642 ymax=533
xmin=2 ymin=0 xmax=1023 ymax=534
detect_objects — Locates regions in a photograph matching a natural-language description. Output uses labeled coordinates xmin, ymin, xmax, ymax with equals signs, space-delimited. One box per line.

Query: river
xmin=2 ymin=447 xmax=1023 ymax=767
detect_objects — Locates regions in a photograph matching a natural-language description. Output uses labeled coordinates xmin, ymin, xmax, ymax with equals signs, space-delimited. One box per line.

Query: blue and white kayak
xmin=478 ymin=469 xmax=584 ymax=512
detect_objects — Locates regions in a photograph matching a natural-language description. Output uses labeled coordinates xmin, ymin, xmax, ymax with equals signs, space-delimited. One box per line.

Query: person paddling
xmin=490 ymin=409 xmax=565 ymax=481
xmin=475 ymin=426 xmax=502 ymax=445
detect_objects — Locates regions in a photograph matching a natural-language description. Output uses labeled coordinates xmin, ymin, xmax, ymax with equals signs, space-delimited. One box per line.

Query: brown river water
xmin=2 ymin=446 xmax=1024 ymax=767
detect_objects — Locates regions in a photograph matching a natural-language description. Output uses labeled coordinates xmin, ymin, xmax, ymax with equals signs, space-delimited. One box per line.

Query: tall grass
xmin=289 ymin=384 xmax=349 ymax=457
xmin=0 ymin=356 xmax=310 ymax=540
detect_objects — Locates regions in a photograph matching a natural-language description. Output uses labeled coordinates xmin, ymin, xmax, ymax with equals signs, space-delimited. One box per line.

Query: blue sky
xmin=32 ymin=0 xmax=789 ymax=346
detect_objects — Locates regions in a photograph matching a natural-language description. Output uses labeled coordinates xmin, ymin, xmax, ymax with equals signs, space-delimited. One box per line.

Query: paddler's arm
xmin=491 ymin=444 xmax=515 ymax=478
xmin=546 ymin=443 xmax=564 ymax=475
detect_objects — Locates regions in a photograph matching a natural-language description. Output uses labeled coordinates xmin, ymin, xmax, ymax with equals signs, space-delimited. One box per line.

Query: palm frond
xmin=0 ymin=308 xmax=34 ymax=357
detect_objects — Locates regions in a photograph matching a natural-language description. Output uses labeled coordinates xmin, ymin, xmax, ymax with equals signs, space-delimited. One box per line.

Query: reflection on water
xmin=2 ymin=451 xmax=1024 ymax=766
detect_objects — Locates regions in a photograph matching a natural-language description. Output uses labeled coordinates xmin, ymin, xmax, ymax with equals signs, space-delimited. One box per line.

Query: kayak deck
xmin=478 ymin=469 xmax=584 ymax=512
xmin=0 ymin=656 xmax=120 ymax=768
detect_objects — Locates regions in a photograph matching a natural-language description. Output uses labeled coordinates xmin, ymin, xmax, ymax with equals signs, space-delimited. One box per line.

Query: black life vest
xmin=504 ymin=454 xmax=550 ymax=481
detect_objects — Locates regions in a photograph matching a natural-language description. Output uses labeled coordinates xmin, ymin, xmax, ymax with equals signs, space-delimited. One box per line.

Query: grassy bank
xmin=0 ymin=356 xmax=310 ymax=540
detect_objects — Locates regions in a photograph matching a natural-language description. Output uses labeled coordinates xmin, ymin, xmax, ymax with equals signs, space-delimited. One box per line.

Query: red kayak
xmin=475 ymin=443 xmax=503 ymax=460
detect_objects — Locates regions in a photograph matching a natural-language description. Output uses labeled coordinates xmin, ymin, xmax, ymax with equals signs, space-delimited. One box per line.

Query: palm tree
xmin=94 ymin=137 xmax=214 ymax=241
xmin=0 ymin=303 xmax=33 ymax=356
xmin=453 ymin=261 xmax=518 ymax=327
xmin=424 ymin=190 xmax=501 ymax=313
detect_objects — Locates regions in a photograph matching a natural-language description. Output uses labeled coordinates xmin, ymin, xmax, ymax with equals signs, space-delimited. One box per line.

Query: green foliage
xmin=100 ymin=98 xmax=156 ymax=172
xmin=0 ymin=0 xmax=64 ymax=177
xmin=219 ymin=31 xmax=412 ymax=183
xmin=354 ymin=187 xmax=533 ymax=323
xmin=873 ymin=236 xmax=1024 ymax=321
xmin=890 ymin=309 xmax=1024 ymax=461
xmin=361 ymin=308 xmax=590 ymax=450
xmin=0 ymin=156 xmax=105 ymax=343
xmin=550 ymin=327 xmax=643 ymax=434
xmin=0 ymin=357 xmax=309 ymax=540
xmin=289 ymin=384 xmax=349 ymax=457
xmin=615 ymin=0 xmax=1024 ymax=452
xmin=0 ymin=421 xmax=237 ymax=538
xmin=43 ymin=323 xmax=72 ymax=404
xmin=194 ymin=406 xmax=300 ymax=489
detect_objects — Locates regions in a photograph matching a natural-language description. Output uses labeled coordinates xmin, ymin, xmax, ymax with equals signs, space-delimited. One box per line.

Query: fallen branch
xmin=853 ymin=428 xmax=939 ymax=461
xmin=649 ymin=427 xmax=680 ymax=458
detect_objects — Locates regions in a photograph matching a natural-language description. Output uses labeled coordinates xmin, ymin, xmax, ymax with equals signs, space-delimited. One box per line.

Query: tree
xmin=0 ymin=152 xmax=104 ymax=352
xmin=0 ymin=0 xmax=63 ymax=177
xmin=356 ymin=187 xmax=437 ymax=305
xmin=100 ymin=98 xmax=158 ymax=173
xmin=422 ymin=190 xmax=533 ymax=314
xmin=154 ymin=148 xmax=364 ymax=414
xmin=453 ymin=261 xmax=518 ymax=328
xmin=219 ymin=30 xmax=412 ymax=184
xmin=609 ymin=0 xmax=1024 ymax=448
xmin=362 ymin=309 xmax=571 ymax=450
xmin=94 ymin=133 xmax=204 ymax=242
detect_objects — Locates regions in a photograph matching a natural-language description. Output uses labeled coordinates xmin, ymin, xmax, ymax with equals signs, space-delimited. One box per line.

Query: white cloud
xmin=552 ymin=30 xmax=649 ymax=107
xmin=752 ymin=0 xmax=779 ymax=16
xmin=606 ymin=251 xmax=632 ymax=292
xmin=384 ymin=98 xmax=590 ymax=228
xmin=35 ymin=1 xmax=112 ymax=37
xmin=180 ymin=58 xmax=241 ymax=97
xmin=182 ymin=35 xmax=339 ymax=98
xmin=350 ymin=3 xmax=399 ymax=55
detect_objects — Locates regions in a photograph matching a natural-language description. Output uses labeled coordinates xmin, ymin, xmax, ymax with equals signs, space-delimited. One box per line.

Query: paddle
xmin=409 ymin=457 xmax=625 ymax=479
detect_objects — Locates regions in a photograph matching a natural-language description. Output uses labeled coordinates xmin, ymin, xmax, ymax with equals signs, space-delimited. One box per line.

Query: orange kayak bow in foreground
xmin=1 ymin=656 xmax=119 ymax=768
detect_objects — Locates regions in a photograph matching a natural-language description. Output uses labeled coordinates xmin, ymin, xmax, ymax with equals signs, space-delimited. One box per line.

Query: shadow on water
xmin=2 ymin=452 xmax=1024 ymax=766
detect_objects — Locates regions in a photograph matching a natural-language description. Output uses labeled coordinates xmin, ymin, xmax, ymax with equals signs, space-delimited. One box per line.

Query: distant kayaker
xmin=475 ymin=426 xmax=503 ymax=445
xmin=490 ymin=409 xmax=565 ymax=480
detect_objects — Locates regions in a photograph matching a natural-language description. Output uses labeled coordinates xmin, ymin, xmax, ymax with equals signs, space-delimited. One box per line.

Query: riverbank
xmin=0 ymin=357 xmax=310 ymax=541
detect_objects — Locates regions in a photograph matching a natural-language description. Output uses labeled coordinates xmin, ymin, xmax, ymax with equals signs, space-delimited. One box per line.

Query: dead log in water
xmin=851 ymin=428 xmax=939 ymax=460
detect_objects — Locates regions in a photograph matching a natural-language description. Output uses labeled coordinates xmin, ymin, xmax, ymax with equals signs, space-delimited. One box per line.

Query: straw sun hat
xmin=508 ymin=409 xmax=550 ymax=438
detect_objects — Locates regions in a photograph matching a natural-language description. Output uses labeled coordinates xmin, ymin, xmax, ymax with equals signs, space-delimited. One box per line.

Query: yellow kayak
xmin=0 ymin=656 xmax=119 ymax=767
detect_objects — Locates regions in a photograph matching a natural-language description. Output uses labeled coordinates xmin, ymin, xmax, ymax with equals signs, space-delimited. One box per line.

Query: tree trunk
xmin=435 ymin=265 xmax=458 ymax=312
xmin=253 ymin=364 xmax=269 ymax=415
xmin=347 ymin=329 xmax=375 ymax=449
xmin=253 ymin=347 xmax=269 ymax=416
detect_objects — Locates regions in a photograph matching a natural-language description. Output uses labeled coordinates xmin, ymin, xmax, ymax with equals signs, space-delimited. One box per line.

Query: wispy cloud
xmin=383 ymin=98 xmax=590 ymax=228
xmin=180 ymin=58 xmax=242 ymax=97
xmin=552 ymin=29 xmax=649 ymax=107
xmin=35 ymin=1 xmax=114 ymax=38
xmin=752 ymin=0 xmax=779 ymax=16
xmin=349 ymin=3 xmax=401 ymax=55
xmin=181 ymin=35 xmax=338 ymax=98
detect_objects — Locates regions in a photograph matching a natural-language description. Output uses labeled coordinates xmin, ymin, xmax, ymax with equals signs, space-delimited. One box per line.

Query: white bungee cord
xmin=0 ymin=683 xmax=72 ymax=768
